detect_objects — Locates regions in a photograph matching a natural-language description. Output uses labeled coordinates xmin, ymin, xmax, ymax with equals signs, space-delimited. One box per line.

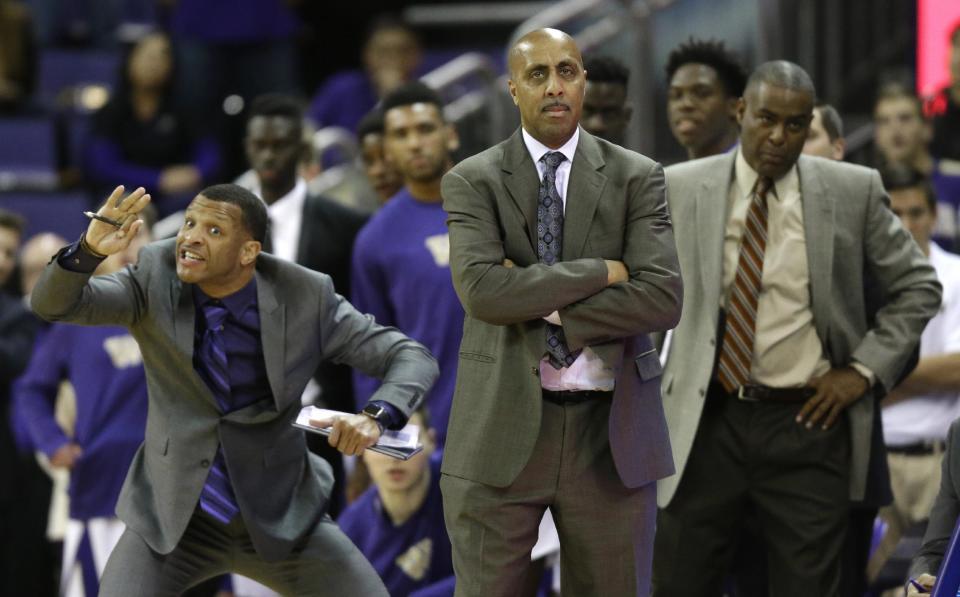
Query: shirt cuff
xmin=368 ymin=401 xmax=406 ymax=431
xmin=849 ymin=361 xmax=876 ymax=387
xmin=543 ymin=311 xmax=562 ymax=326
xmin=57 ymin=237 xmax=106 ymax=273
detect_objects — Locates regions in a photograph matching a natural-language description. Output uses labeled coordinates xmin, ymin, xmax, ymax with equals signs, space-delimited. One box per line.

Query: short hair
xmin=247 ymin=93 xmax=304 ymax=136
xmin=874 ymin=83 xmax=924 ymax=119
xmin=0 ymin=209 xmax=25 ymax=236
xmin=362 ymin=14 xmax=420 ymax=50
xmin=198 ymin=184 xmax=268 ymax=243
xmin=356 ymin=108 xmax=385 ymax=139
xmin=381 ymin=81 xmax=444 ymax=119
xmin=585 ymin=55 xmax=630 ymax=87
xmin=745 ymin=60 xmax=816 ymax=99
xmin=881 ymin=165 xmax=937 ymax=212
xmin=665 ymin=38 xmax=747 ymax=97
xmin=814 ymin=101 xmax=844 ymax=141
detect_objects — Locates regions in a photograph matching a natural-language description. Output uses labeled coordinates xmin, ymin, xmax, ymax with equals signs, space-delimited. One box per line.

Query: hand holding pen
xmin=82 ymin=186 xmax=152 ymax=257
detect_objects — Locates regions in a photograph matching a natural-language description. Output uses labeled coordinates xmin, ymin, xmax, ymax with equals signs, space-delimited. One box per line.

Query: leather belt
xmin=542 ymin=389 xmax=613 ymax=405
xmin=734 ymin=384 xmax=816 ymax=403
xmin=887 ymin=441 xmax=945 ymax=456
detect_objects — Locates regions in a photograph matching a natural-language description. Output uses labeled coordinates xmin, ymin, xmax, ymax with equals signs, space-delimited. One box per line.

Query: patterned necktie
xmin=538 ymin=151 xmax=581 ymax=369
xmin=197 ymin=302 xmax=240 ymax=524
xmin=717 ymin=176 xmax=774 ymax=393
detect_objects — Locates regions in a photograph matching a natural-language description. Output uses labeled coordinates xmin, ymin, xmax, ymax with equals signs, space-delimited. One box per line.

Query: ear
xmin=833 ymin=138 xmax=846 ymax=161
xmin=445 ymin=123 xmax=461 ymax=153
xmin=240 ymin=240 xmax=261 ymax=266
xmin=508 ymin=79 xmax=519 ymax=106
xmin=623 ymin=102 xmax=634 ymax=123
xmin=728 ymin=97 xmax=741 ymax=120
xmin=735 ymin=97 xmax=746 ymax=125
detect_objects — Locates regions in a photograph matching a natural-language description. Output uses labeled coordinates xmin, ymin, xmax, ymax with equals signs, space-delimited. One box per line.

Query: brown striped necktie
xmin=717 ymin=176 xmax=773 ymax=393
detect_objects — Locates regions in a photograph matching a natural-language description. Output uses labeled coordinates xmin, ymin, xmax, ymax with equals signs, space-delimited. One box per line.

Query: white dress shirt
xmin=882 ymin=242 xmax=960 ymax=445
xmin=520 ymin=127 xmax=616 ymax=392
xmin=254 ymin=178 xmax=307 ymax=263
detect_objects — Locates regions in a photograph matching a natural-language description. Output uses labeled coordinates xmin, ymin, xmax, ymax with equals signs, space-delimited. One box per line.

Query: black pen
xmin=83 ymin=211 xmax=124 ymax=228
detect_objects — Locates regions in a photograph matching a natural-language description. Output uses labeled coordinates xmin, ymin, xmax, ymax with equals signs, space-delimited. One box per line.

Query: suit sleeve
xmin=349 ymin=225 xmax=396 ymax=405
xmin=317 ymin=278 xmax=438 ymax=420
xmin=558 ymin=163 xmax=683 ymax=350
xmin=13 ymin=326 xmax=72 ymax=457
xmin=850 ymin=170 xmax=942 ymax=391
xmin=442 ymin=169 xmax=610 ymax=325
xmin=910 ymin=421 xmax=960 ymax=578
xmin=30 ymin=243 xmax=153 ymax=328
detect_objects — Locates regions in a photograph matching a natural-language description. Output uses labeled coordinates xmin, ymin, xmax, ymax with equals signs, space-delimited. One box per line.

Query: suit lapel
xmin=170 ymin=278 xmax=220 ymax=410
xmin=256 ymin=270 xmax=286 ymax=409
xmin=798 ymin=157 xmax=834 ymax=345
xmin=696 ymin=153 xmax=734 ymax=304
xmin=295 ymin=194 xmax=314 ymax=264
xmin=563 ymin=131 xmax=607 ymax=260
xmin=501 ymin=130 xmax=542 ymax=254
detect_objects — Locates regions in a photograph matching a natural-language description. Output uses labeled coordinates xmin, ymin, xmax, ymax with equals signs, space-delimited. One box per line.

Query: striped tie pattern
xmin=717 ymin=176 xmax=773 ymax=394
xmin=197 ymin=302 xmax=240 ymax=524
xmin=538 ymin=151 xmax=581 ymax=369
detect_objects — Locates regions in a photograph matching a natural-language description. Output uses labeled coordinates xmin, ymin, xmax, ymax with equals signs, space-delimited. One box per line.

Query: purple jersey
xmin=337 ymin=454 xmax=453 ymax=596
xmin=14 ymin=324 xmax=147 ymax=520
xmin=350 ymin=189 xmax=463 ymax=444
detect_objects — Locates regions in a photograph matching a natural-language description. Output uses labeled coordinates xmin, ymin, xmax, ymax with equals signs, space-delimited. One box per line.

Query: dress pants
xmin=99 ymin=506 xmax=387 ymax=597
xmin=442 ymin=396 xmax=657 ymax=597
xmin=652 ymin=384 xmax=850 ymax=597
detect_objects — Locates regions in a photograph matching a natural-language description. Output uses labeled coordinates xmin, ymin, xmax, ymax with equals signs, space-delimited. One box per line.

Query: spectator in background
xmin=85 ymin=32 xmax=221 ymax=217
xmin=928 ymin=21 xmax=960 ymax=162
xmin=244 ymin=93 xmax=368 ymax=515
xmin=803 ymin=102 xmax=846 ymax=160
xmin=0 ymin=0 xmax=35 ymax=113
xmin=14 ymin=211 xmax=154 ymax=597
xmin=20 ymin=233 xmax=69 ymax=299
xmin=338 ymin=407 xmax=453 ymax=596
xmin=357 ymin=109 xmax=404 ymax=205
xmin=351 ymin=82 xmax=463 ymax=446
xmin=309 ymin=17 xmax=422 ymax=133
xmin=874 ymin=84 xmax=960 ymax=252
xmin=0 ymin=209 xmax=50 ymax=597
xmin=665 ymin=38 xmax=746 ymax=160
xmin=870 ymin=167 xmax=960 ymax=583
xmin=581 ymin=55 xmax=632 ymax=147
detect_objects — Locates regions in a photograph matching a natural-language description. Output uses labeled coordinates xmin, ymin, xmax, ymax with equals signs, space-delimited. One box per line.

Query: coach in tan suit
xmin=440 ymin=29 xmax=682 ymax=596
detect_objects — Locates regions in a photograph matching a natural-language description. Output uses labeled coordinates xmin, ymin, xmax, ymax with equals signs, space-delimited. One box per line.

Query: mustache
xmin=541 ymin=101 xmax=570 ymax=111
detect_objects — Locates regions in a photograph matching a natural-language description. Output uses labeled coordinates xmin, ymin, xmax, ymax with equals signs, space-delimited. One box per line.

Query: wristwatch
xmin=361 ymin=403 xmax=387 ymax=433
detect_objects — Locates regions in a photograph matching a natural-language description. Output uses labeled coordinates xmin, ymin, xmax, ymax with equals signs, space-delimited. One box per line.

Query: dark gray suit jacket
xmin=441 ymin=128 xmax=682 ymax=489
xmin=30 ymin=239 xmax=438 ymax=561
xmin=911 ymin=418 xmax=960 ymax=580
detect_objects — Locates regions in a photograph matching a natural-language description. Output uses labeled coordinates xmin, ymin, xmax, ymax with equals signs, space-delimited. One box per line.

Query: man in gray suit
xmin=652 ymin=61 xmax=942 ymax=596
xmin=30 ymin=184 xmax=438 ymax=595
xmin=441 ymin=28 xmax=683 ymax=596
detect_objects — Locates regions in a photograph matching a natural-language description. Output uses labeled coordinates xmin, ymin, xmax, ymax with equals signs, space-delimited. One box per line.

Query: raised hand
xmin=84 ymin=186 xmax=152 ymax=256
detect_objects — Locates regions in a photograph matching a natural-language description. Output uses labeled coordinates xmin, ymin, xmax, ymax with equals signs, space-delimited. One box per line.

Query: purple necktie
xmin=538 ymin=151 xmax=581 ymax=369
xmin=197 ymin=302 xmax=240 ymax=524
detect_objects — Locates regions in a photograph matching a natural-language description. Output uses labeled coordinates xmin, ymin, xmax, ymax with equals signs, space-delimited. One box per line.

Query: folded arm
xmin=443 ymin=169 xmax=610 ymax=325
xmin=559 ymin=163 xmax=683 ymax=350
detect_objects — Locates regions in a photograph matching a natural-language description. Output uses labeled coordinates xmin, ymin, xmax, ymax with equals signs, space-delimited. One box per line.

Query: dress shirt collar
xmin=521 ymin=126 xmax=580 ymax=168
xmin=733 ymin=148 xmax=799 ymax=202
xmin=192 ymin=276 xmax=258 ymax=321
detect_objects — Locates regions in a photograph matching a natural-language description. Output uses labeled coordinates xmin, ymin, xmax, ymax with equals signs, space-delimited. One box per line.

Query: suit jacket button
xmin=531 ymin=367 xmax=539 ymax=377
xmin=201 ymin=459 xmax=210 ymax=468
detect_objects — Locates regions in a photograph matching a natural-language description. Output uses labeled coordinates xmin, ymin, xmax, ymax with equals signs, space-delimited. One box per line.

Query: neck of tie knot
xmin=203 ymin=302 xmax=228 ymax=332
xmin=755 ymin=176 xmax=774 ymax=204
xmin=541 ymin=151 xmax=566 ymax=173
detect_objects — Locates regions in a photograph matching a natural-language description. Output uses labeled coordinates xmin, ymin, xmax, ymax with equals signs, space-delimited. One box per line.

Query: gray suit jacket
xmin=910 ymin=418 xmax=960 ymax=579
xmin=441 ymin=128 xmax=683 ymax=489
xmin=30 ymin=238 xmax=438 ymax=561
xmin=658 ymin=151 xmax=942 ymax=507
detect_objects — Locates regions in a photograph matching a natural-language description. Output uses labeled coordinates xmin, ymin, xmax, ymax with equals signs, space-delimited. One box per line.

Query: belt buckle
xmin=736 ymin=385 xmax=760 ymax=402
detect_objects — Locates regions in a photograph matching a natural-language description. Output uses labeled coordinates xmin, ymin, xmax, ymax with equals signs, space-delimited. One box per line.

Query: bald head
xmin=20 ymin=232 xmax=67 ymax=295
xmin=509 ymin=28 xmax=582 ymax=79
xmin=507 ymin=28 xmax=586 ymax=148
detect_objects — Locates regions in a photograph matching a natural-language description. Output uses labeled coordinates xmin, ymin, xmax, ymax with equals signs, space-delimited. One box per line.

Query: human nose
xmin=545 ymin=71 xmax=563 ymax=97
